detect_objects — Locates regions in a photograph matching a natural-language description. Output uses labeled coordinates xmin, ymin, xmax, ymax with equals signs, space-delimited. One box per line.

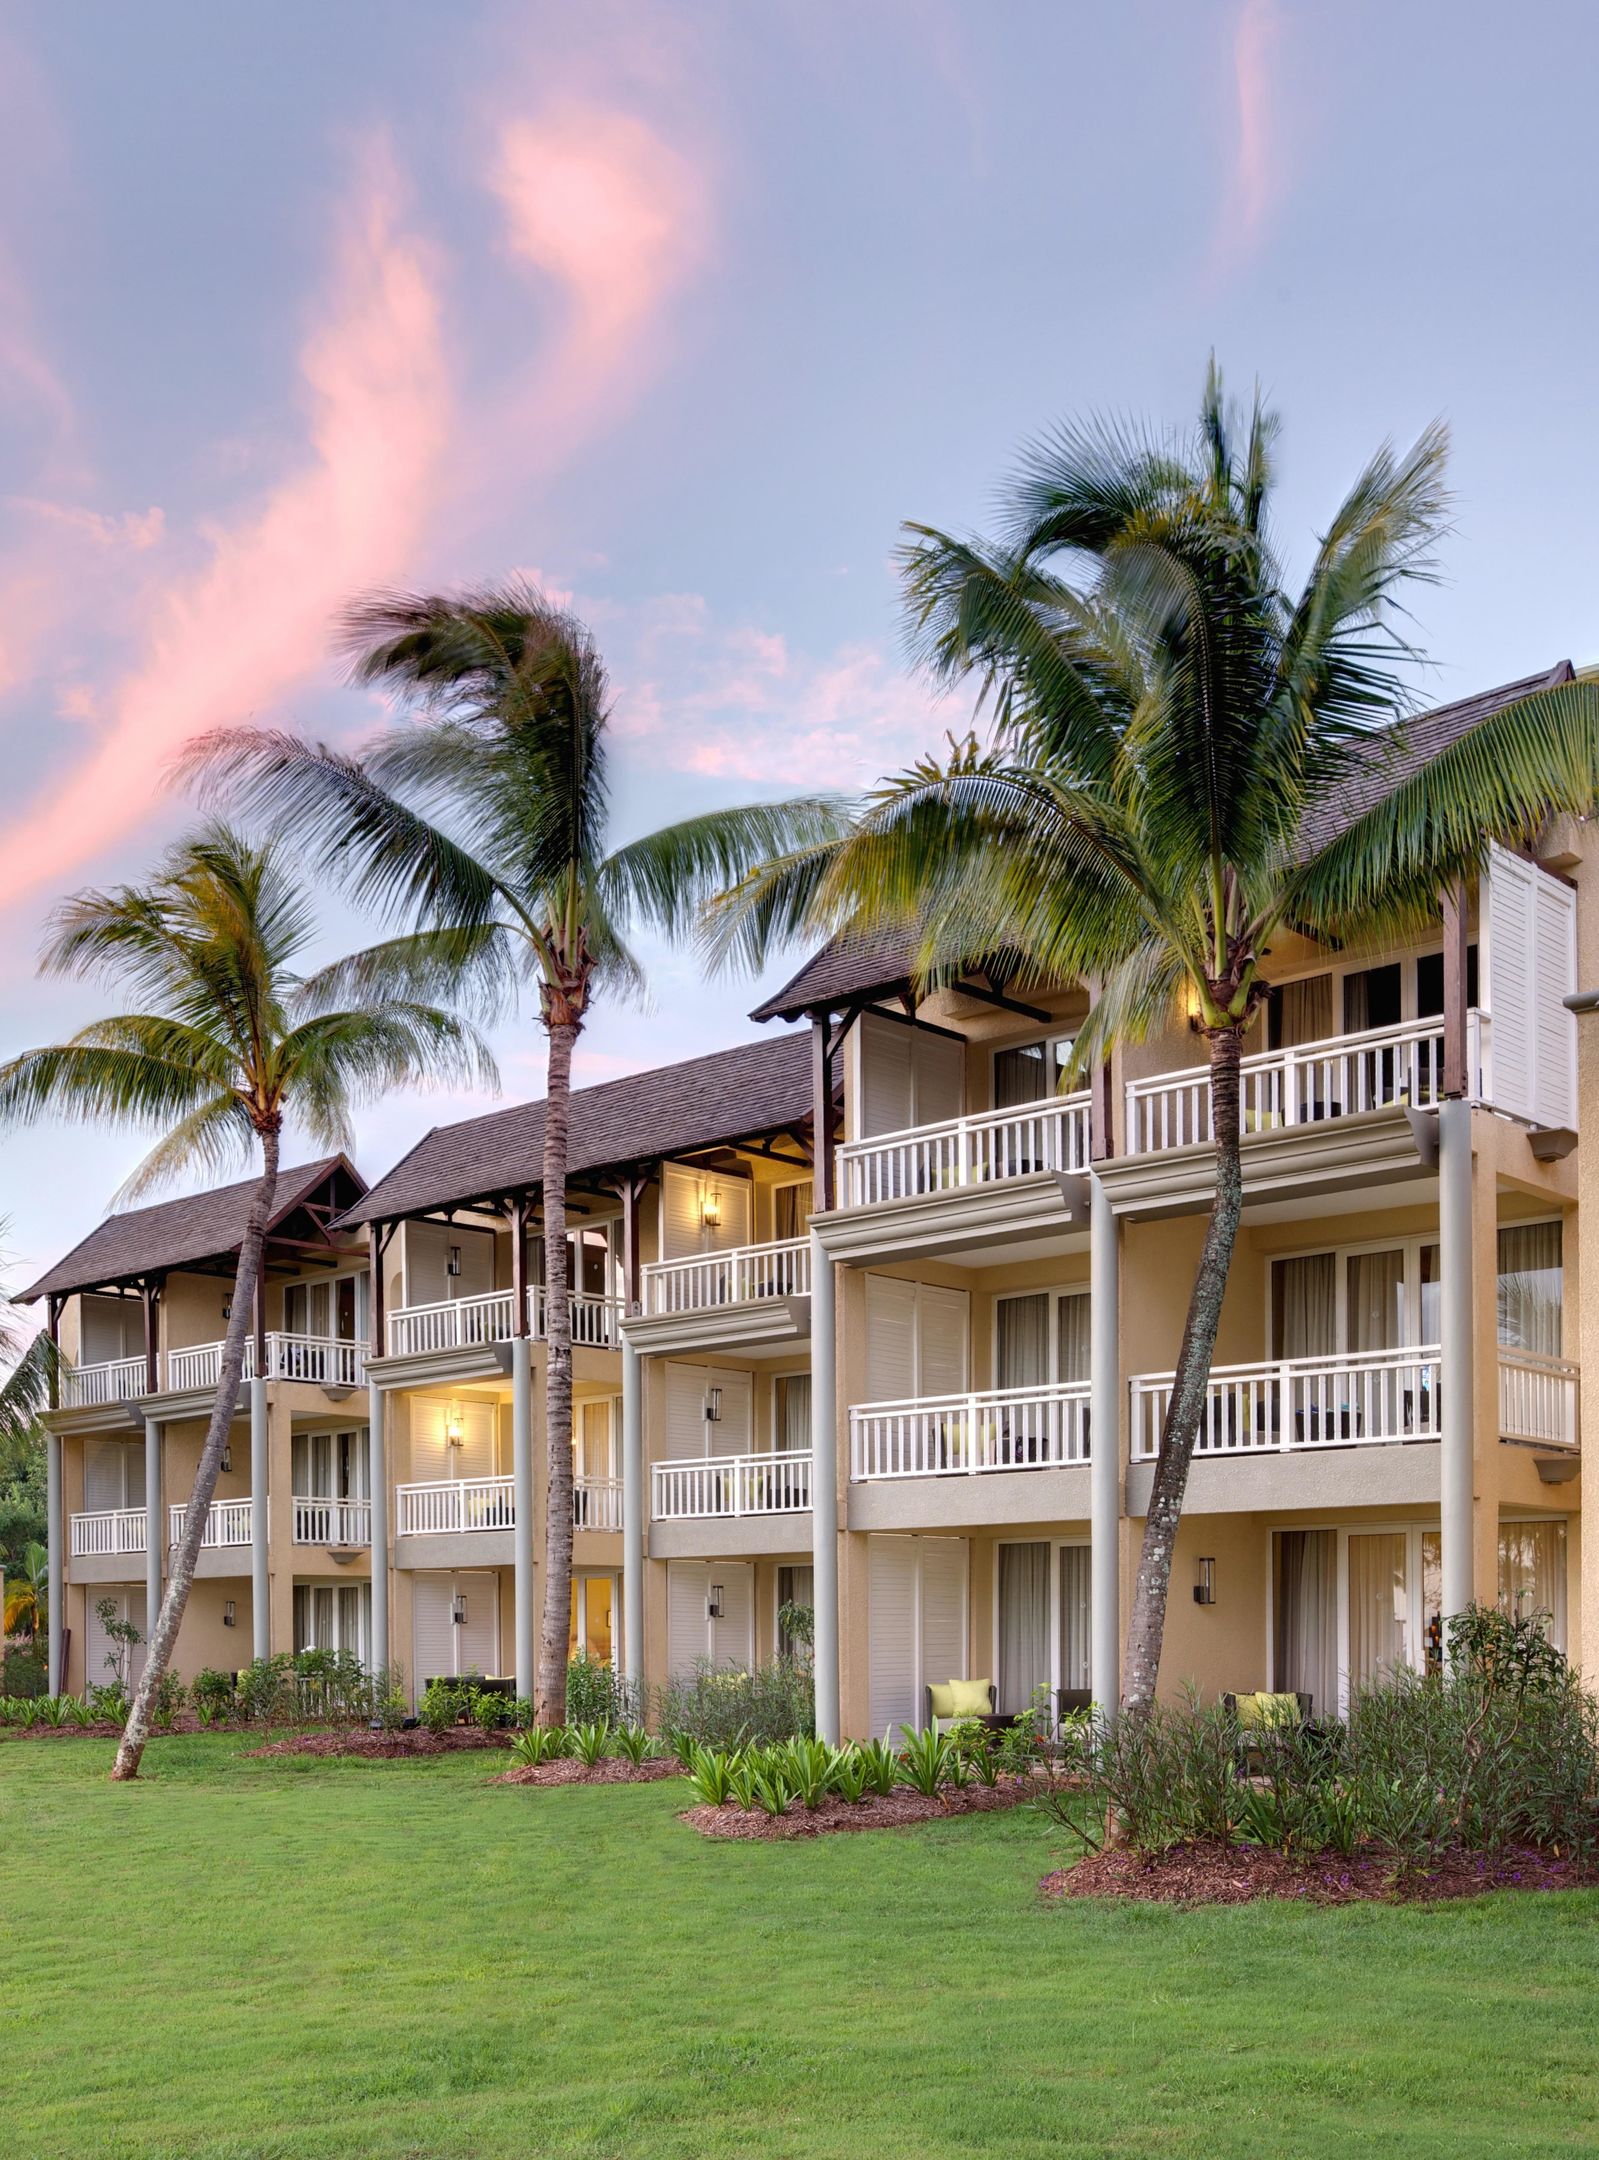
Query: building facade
xmin=27 ymin=671 xmax=1598 ymax=1739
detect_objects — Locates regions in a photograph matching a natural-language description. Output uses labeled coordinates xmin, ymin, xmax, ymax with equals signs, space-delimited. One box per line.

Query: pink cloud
xmin=1206 ymin=0 xmax=1282 ymax=280
xmin=0 ymin=141 xmax=451 ymax=909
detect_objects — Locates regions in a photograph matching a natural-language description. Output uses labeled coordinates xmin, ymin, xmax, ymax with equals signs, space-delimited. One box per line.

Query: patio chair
xmin=1056 ymin=1687 xmax=1093 ymax=1722
xmin=1223 ymin=1690 xmax=1313 ymax=1773
xmin=925 ymin=1679 xmax=1007 ymax=1735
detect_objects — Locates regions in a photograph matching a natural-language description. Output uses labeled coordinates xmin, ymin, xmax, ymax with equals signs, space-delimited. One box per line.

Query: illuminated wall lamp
xmin=700 ymin=1189 xmax=721 ymax=1231
xmin=1194 ymin=1557 xmax=1217 ymax=1606
xmin=445 ymin=1404 xmax=465 ymax=1449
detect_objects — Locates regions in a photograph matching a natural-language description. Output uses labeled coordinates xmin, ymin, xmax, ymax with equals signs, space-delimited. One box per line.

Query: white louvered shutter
xmin=454 ymin=1572 xmax=499 ymax=1678
xmin=913 ymin=1031 xmax=965 ymax=1126
xmin=1483 ymin=847 xmax=1535 ymax=1122
xmin=667 ymin=1563 xmax=710 ymax=1677
xmin=412 ymin=1576 xmax=455 ymax=1690
xmin=1533 ymin=869 xmax=1577 ymax=1128
xmin=865 ymin=1276 xmax=918 ymax=1402
xmin=660 ymin=1165 xmax=751 ymax=1260
xmin=665 ymin=1363 xmax=711 ymax=1460
xmin=707 ymin=1369 xmax=753 ymax=1458
xmin=84 ymin=1440 xmax=129 ymax=1511
xmin=859 ymin=1014 xmax=914 ymax=1138
xmin=868 ymin=1536 xmax=920 ymax=1739
xmin=710 ymin=1564 xmax=755 ymax=1669
xmin=919 ymin=1538 xmax=969 ymax=1701
xmin=916 ymin=1285 xmax=970 ymax=1399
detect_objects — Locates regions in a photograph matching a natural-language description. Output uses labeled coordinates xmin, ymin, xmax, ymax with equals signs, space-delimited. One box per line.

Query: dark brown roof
xmin=335 ymin=1032 xmax=817 ymax=1228
xmin=19 ymin=1157 xmax=365 ymax=1303
xmin=755 ymin=663 xmax=1578 ymax=1021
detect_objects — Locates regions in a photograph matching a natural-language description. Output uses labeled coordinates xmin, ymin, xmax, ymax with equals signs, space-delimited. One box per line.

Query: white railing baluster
xmin=839 ymin=1095 xmax=1090 ymax=1211
xmin=641 ymin=1238 xmax=811 ymax=1317
xmin=848 ymin=1381 xmax=1091 ymax=1481
xmin=651 ymin=1449 xmax=813 ymax=1519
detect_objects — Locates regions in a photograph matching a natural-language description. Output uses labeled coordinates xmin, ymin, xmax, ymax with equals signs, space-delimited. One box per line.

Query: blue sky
xmin=2 ymin=0 xmax=1597 ymax=1294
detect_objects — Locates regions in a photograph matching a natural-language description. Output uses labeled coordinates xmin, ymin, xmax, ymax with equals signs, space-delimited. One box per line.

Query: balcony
xmin=70 ymin=1506 xmax=149 ymax=1558
xmin=167 ymin=1333 xmax=367 ymax=1392
xmin=168 ymin=1499 xmax=252 ymax=1548
xmin=652 ymin=1450 xmax=813 ymax=1520
xmin=61 ymin=1356 xmax=148 ymax=1411
xmin=840 ymin=1097 xmax=1090 ymax=1209
xmin=643 ymin=1239 xmax=810 ymax=1315
xmin=1498 ymin=1350 xmax=1580 ymax=1450
xmin=292 ymin=1496 xmax=372 ymax=1546
xmin=385 ymin=1288 xmax=622 ymax=1358
xmin=850 ymin=1381 xmax=1091 ymax=1481
xmin=394 ymin=1475 xmax=622 ymax=1537
xmin=1123 ymin=1014 xmax=1479 ymax=1155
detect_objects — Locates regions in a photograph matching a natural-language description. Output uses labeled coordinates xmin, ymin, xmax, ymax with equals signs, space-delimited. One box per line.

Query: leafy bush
xmin=472 ymin=1688 xmax=509 ymax=1735
xmin=192 ymin=1668 xmax=237 ymax=1725
xmin=509 ymin=1724 xmax=568 ymax=1767
xmin=775 ymin=1736 xmax=833 ymax=1809
xmin=654 ymin=1658 xmax=813 ymax=1751
xmin=1 ymin=1648 xmax=46 ymax=1699
xmin=565 ymin=1653 xmax=640 ymax=1729
xmin=827 ymin=1745 xmax=871 ymax=1804
xmin=237 ymin=1654 xmax=296 ymax=1725
xmin=854 ymin=1738 xmax=901 ymax=1798
xmin=613 ymin=1723 xmax=657 ymax=1766
xmin=685 ymin=1741 xmax=742 ymax=1806
xmin=895 ymin=1725 xmax=962 ymax=1798
xmin=88 ymin=1681 xmax=130 ymax=1727
xmin=569 ymin=1720 xmax=613 ymax=1767
xmin=419 ymin=1680 xmax=465 ymax=1737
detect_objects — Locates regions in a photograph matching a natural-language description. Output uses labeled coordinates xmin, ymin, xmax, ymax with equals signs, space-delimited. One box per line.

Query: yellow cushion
xmin=928 ymin=1683 xmax=956 ymax=1720
xmin=943 ymin=1678 xmax=993 ymax=1718
xmin=1236 ymin=1691 xmax=1300 ymax=1730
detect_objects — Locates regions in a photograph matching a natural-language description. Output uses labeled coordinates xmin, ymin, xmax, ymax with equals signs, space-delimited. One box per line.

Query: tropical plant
xmin=565 ymin=1651 xmax=636 ymax=1728
xmin=472 ymin=1688 xmax=508 ymax=1735
xmin=825 ymin=1744 xmax=872 ymax=1804
xmin=613 ymin=1722 xmax=657 ymax=1766
xmin=93 ymin=1596 xmax=142 ymax=1690
xmin=706 ymin=363 xmax=1599 ymax=1710
xmin=2 ymin=1538 xmax=50 ymax=1641
xmin=895 ymin=1724 xmax=959 ymax=1798
xmin=655 ymin=1658 xmax=814 ymax=1750
xmin=684 ymin=1741 xmax=742 ymax=1806
xmin=509 ymin=1723 xmax=568 ymax=1768
xmin=0 ymin=825 xmax=488 ymax=1778
xmin=568 ymin=1719 xmax=613 ymax=1767
xmin=419 ymin=1680 xmax=465 ymax=1737
xmin=191 ymin=1668 xmax=237 ymax=1725
xmin=182 ymin=583 xmax=842 ymax=1723
xmin=854 ymin=1738 xmax=902 ymax=1798
xmin=776 ymin=1735 xmax=833 ymax=1809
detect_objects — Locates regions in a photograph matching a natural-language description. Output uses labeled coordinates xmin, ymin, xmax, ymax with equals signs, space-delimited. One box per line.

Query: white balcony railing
xmin=60 ymin=1355 xmax=148 ymax=1409
xmin=164 ymin=1333 xmax=367 ymax=1392
xmin=292 ymin=1496 xmax=373 ymax=1546
xmin=168 ymin=1498 xmax=253 ymax=1547
xmin=840 ymin=1096 xmax=1091 ymax=1210
xmin=1499 ymin=1350 xmax=1580 ymax=1449
xmin=395 ymin=1476 xmax=515 ymax=1536
xmin=573 ymin=1476 xmax=624 ymax=1531
xmin=652 ymin=1449 xmax=814 ymax=1518
xmin=1129 ymin=1345 xmax=1444 ymax=1460
xmin=386 ymin=1287 xmax=622 ymax=1356
xmin=850 ymin=1383 xmax=1091 ymax=1481
xmin=642 ymin=1238 xmax=811 ymax=1316
xmin=69 ymin=1506 xmax=149 ymax=1558
xmin=1124 ymin=1013 xmax=1484 ymax=1156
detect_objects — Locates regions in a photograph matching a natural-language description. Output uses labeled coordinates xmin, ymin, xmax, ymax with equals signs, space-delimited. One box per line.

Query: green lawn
xmin=4 ymin=1737 xmax=1599 ymax=2158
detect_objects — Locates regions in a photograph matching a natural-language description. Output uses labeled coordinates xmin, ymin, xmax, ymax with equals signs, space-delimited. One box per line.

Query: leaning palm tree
xmin=707 ymin=363 xmax=1599 ymax=1712
xmin=0 ymin=825 xmax=490 ymax=1776
xmin=179 ymin=585 xmax=842 ymax=1724
xmin=1 ymin=1218 xmax=60 ymax=1449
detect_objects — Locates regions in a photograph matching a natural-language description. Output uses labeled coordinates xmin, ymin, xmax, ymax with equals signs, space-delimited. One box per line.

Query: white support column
xmin=1439 ymin=1096 xmax=1476 ymax=1624
xmin=511 ymin=1331 xmax=534 ymax=1699
xmin=46 ymin=1430 xmax=62 ymax=1695
xmin=250 ymin=1375 xmax=269 ymax=1662
xmin=809 ymin=1227 xmax=840 ymax=1744
xmin=1089 ymin=1172 xmax=1120 ymax=1718
xmin=621 ymin=1336 xmax=644 ymax=1705
xmin=368 ymin=1379 xmax=389 ymax=1677
xmin=144 ymin=1415 xmax=162 ymax=1644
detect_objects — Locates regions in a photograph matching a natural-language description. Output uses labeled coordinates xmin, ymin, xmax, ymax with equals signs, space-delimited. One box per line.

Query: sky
xmin=2 ymin=0 xmax=1598 ymax=1298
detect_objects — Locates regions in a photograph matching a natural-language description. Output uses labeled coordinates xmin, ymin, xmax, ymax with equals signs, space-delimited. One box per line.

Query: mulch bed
xmin=245 ymin=1727 xmax=510 ymax=1759
xmin=1044 ymin=1840 xmax=1599 ymax=1906
xmin=684 ymin=1778 xmax=1033 ymax=1840
xmin=493 ymin=1757 xmax=681 ymax=1787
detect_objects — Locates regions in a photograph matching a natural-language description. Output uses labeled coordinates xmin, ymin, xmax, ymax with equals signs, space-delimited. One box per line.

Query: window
xmin=1497 ymin=1222 xmax=1563 ymax=1357
xmin=994 ymin=1289 xmax=1090 ymax=1388
xmin=777 ymin=1564 xmax=815 ymax=1660
xmin=1270 ymin=1237 xmax=1442 ymax=1357
xmin=774 ymin=1372 xmax=811 ymax=1453
xmin=1272 ymin=1524 xmax=1444 ymax=1714
xmin=993 ymin=1034 xmax=1076 ymax=1108
xmin=291 ymin=1427 xmax=369 ymax=1499
xmin=995 ymin=1540 xmax=1091 ymax=1718
xmin=1267 ymin=974 xmax=1333 ymax=1050
xmin=293 ymin=1581 xmax=371 ymax=1663
xmin=1498 ymin=1521 xmax=1567 ymax=1649
xmin=773 ymin=1180 xmax=812 ymax=1242
xmin=569 ymin=1574 xmax=615 ymax=1664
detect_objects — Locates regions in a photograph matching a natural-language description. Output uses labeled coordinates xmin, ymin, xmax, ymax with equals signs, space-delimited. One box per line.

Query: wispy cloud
xmin=1207 ymin=0 xmax=1282 ymax=281
xmin=0 ymin=139 xmax=451 ymax=910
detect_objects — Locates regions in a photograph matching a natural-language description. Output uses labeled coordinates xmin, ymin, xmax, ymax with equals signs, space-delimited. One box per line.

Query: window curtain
xmin=1056 ymin=1294 xmax=1091 ymax=1384
xmin=994 ymin=1044 xmax=1048 ymax=1108
xmin=996 ymin=1295 xmax=1050 ymax=1390
xmin=1346 ymin=1532 xmax=1408 ymax=1690
xmin=1272 ymin=1254 xmax=1336 ymax=1360
xmin=1058 ymin=1546 xmax=1092 ymax=1693
xmin=1497 ymin=1222 xmax=1563 ymax=1356
xmin=1272 ymin=1530 xmax=1336 ymax=1717
xmin=997 ymin=1542 xmax=1051 ymax=1713
xmin=1499 ymin=1521 xmax=1567 ymax=1646
xmin=1277 ymin=974 xmax=1333 ymax=1048
xmin=774 ymin=1184 xmax=813 ymax=1241
xmin=777 ymin=1373 xmax=811 ymax=1452
xmin=778 ymin=1565 xmax=815 ymax=1660
xmin=1347 ymin=1250 xmax=1405 ymax=1352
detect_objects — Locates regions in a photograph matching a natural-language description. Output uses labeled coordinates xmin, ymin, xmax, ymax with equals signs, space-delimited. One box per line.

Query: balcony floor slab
xmin=1124 ymin=1442 xmax=1440 ymax=1517
xmin=648 ymin=1512 xmax=813 ymax=1561
xmin=848 ymin=1464 xmax=1090 ymax=1531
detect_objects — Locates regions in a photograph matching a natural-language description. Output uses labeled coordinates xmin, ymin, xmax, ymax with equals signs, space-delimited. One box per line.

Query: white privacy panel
xmin=857 ymin=1013 xmax=965 ymax=1138
xmin=408 ymin=1395 xmax=496 ymax=1481
xmin=1483 ymin=845 xmax=1576 ymax=1128
xmin=663 ymin=1362 xmax=751 ymax=1458
xmin=660 ymin=1164 xmax=751 ymax=1262
xmin=867 ymin=1536 xmax=970 ymax=1737
xmin=666 ymin=1561 xmax=755 ymax=1676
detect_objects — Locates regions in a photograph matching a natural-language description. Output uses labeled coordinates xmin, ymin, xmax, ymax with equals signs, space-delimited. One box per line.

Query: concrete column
xmin=511 ymin=1332 xmax=534 ymax=1698
xmin=250 ymin=1375 xmax=270 ymax=1662
xmin=1089 ymin=1172 xmax=1121 ymax=1718
xmin=621 ymin=1337 xmax=644 ymax=1702
xmin=368 ymin=1379 xmax=389 ymax=1677
xmin=809 ymin=1227 xmax=840 ymax=1744
xmin=1440 ymin=1097 xmax=1476 ymax=1624
xmin=144 ymin=1415 xmax=162 ymax=1639
xmin=46 ymin=1430 xmax=62 ymax=1695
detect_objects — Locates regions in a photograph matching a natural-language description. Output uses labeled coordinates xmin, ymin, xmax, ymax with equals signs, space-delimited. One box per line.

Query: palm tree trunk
xmin=112 ymin=1125 xmax=280 ymax=1779
xmin=1121 ymin=1026 xmax=1245 ymax=1714
xmin=536 ymin=1017 xmax=578 ymax=1726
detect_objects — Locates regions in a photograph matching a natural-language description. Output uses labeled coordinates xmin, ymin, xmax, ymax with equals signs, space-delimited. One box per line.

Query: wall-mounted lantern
xmin=700 ymin=1188 xmax=722 ymax=1231
xmin=707 ymin=1584 xmax=725 ymax=1620
xmin=222 ymin=1600 xmax=236 ymax=1628
xmin=447 ymin=1244 xmax=462 ymax=1278
xmin=1194 ymin=1556 xmax=1217 ymax=1606
xmin=445 ymin=1404 xmax=465 ymax=1449
xmin=220 ymin=1444 xmax=232 ymax=1475
xmin=452 ymin=1593 xmax=468 ymax=1626
xmin=704 ymin=1386 xmax=723 ymax=1423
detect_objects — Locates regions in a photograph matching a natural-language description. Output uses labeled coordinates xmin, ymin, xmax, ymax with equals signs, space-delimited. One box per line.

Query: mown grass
xmin=4 ymin=1733 xmax=1599 ymax=2158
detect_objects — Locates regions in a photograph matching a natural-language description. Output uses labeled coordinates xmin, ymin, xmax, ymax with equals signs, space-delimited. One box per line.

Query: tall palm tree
xmin=707 ymin=364 xmax=1599 ymax=1712
xmin=2 ymin=1539 xmax=49 ymax=1641
xmin=0 ymin=825 xmax=489 ymax=1776
xmin=180 ymin=584 xmax=843 ymax=1723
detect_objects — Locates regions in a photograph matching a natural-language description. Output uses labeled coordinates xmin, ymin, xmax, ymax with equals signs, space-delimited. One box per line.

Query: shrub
xmin=148 ymin=1669 xmax=186 ymax=1730
xmin=776 ymin=1736 xmax=833 ymax=1809
xmin=419 ymin=1680 xmax=464 ymax=1737
xmin=569 ymin=1719 xmax=613 ymax=1767
xmin=1 ymin=1648 xmax=47 ymax=1699
xmin=237 ymin=1654 xmax=295 ymax=1725
xmin=685 ymin=1741 xmax=742 ymax=1806
xmin=34 ymin=1694 xmax=74 ymax=1729
xmin=88 ymin=1680 xmax=130 ymax=1727
xmin=826 ymin=1744 xmax=871 ymax=1804
xmin=192 ymin=1668 xmax=237 ymax=1725
xmin=896 ymin=1725 xmax=960 ymax=1798
xmin=472 ymin=1688 xmax=508 ymax=1735
xmin=614 ymin=1723 xmax=656 ymax=1766
xmin=654 ymin=1659 xmax=813 ymax=1751
xmin=565 ymin=1653 xmax=640 ymax=1729
xmin=510 ymin=1725 xmax=568 ymax=1768
xmin=855 ymin=1738 xmax=901 ymax=1798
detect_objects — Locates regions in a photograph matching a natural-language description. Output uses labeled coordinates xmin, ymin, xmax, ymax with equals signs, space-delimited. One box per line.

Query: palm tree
xmin=180 ymin=583 xmax=843 ymax=1724
xmin=707 ymin=364 xmax=1599 ymax=1712
xmin=0 ymin=825 xmax=489 ymax=1776
xmin=2 ymin=1538 xmax=49 ymax=1642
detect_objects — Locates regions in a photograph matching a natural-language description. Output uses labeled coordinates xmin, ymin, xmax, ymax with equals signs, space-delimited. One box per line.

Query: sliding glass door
xmin=995 ymin=1539 xmax=1091 ymax=1716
